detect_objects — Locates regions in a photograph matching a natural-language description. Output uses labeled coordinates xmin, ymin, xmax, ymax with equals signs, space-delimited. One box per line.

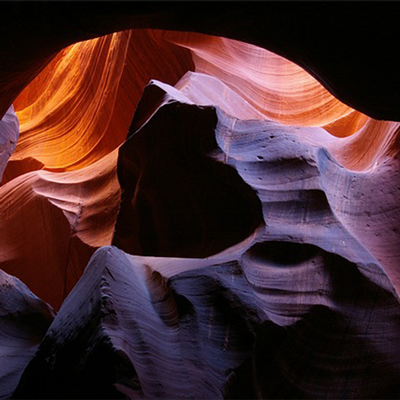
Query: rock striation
xmin=112 ymin=76 xmax=400 ymax=300
xmin=0 ymin=149 xmax=120 ymax=309
xmin=161 ymin=31 xmax=369 ymax=136
xmin=0 ymin=10 xmax=399 ymax=399
xmin=0 ymin=269 xmax=54 ymax=399
xmin=11 ymin=78 xmax=400 ymax=398
xmin=3 ymin=29 xmax=193 ymax=181
xmin=12 ymin=237 xmax=400 ymax=399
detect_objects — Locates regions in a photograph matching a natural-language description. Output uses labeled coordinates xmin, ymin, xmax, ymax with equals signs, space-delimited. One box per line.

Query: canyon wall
xmin=1 ymin=5 xmax=400 ymax=399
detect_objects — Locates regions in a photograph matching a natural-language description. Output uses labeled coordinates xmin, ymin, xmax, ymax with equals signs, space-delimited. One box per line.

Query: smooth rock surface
xmin=162 ymin=31 xmax=369 ymax=135
xmin=0 ymin=106 xmax=19 ymax=181
xmin=0 ymin=16 xmax=399 ymax=398
xmin=3 ymin=29 xmax=193 ymax=181
xmin=0 ymin=269 xmax=54 ymax=399
xmin=0 ymin=3 xmax=400 ymax=121
xmin=12 ymin=242 xmax=400 ymax=399
xmin=112 ymin=77 xmax=400 ymax=300
xmin=0 ymin=149 xmax=120 ymax=309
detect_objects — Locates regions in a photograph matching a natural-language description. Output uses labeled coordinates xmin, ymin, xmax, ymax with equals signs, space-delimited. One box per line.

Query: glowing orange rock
xmin=161 ymin=31 xmax=369 ymax=137
xmin=0 ymin=149 xmax=120 ymax=309
xmin=0 ymin=26 xmax=399 ymax=324
xmin=5 ymin=29 xmax=193 ymax=180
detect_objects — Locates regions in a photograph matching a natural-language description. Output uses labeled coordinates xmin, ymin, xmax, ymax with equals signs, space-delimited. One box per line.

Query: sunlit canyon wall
xmin=1 ymin=5 xmax=400 ymax=400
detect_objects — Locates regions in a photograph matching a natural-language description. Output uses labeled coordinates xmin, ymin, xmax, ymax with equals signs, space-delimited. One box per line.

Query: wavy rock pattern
xmin=12 ymin=237 xmax=400 ymax=400
xmin=161 ymin=31 xmax=369 ymax=137
xmin=0 ymin=269 xmax=54 ymax=399
xmin=112 ymin=76 xmax=400 ymax=298
xmin=3 ymin=29 xmax=193 ymax=182
xmin=10 ymin=80 xmax=393 ymax=398
xmin=0 ymin=30 xmax=193 ymax=308
xmin=0 ymin=149 xmax=120 ymax=309
xmin=0 ymin=16 xmax=399 ymax=400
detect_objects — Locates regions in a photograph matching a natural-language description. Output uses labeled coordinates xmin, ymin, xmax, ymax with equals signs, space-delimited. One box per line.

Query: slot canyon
xmin=1 ymin=2 xmax=400 ymax=399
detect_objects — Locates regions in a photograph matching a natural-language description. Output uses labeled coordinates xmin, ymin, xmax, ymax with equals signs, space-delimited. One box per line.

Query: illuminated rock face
xmin=4 ymin=29 xmax=193 ymax=179
xmin=11 ymin=247 xmax=400 ymax=399
xmin=11 ymin=79 xmax=400 ymax=399
xmin=0 ymin=8 xmax=400 ymax=399
xmin=0 ymin=150 xmax=119 ymax=309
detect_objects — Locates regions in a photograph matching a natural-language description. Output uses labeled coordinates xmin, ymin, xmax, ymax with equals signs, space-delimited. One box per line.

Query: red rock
xmin=4 ymin=29 xmax=193 ymax=179
xmin=0 ymin=5 xmax=399 ymax=399
xmin=0 ymin=150 xmax=120 ymax=309
xmin=0 ymin=3 xmax=399 ymax=121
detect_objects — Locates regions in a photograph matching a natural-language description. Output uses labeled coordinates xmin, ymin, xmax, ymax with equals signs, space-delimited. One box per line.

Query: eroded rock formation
xmin=0 ymin=106 xmax=18 ymax=181
xmin=4 ymin=29 xmax=193 ymax=180
xmin=0 ymin=149 xmax=119 ymax=308
xmin=1 ymin=4 xmax=400 ymax=399
xmin=0 ymin=269 xmax=54 ymax=399
xmin=11 ymin=243 xmax=400 ymax=399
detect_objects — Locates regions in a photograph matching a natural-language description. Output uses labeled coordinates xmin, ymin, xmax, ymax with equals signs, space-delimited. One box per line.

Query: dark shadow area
xmin=12 ymin=303 xmax=142 ymax=399
xmin=247 ymin=241 xmax=319 ymax=267
xmin=112 ymin=100 xmax=264 ymax=258
xmin=254 ymin=305 xmax=400 ymax=399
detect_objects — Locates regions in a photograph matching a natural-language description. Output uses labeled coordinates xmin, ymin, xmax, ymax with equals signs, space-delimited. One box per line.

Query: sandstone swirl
xmin=0 ymin=149 xmax=120 ymax=309
xmin=0 ymin=19 xmax=399 ymax=399
xmin=3 ymin=29 xmax=193 ymax=182
xmin=10 ymin=78 xmax=400 ymax=399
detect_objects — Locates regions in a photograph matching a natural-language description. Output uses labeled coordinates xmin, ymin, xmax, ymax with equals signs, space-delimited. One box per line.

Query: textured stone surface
xmin=0 ymin=149 xmax=119 ymax=309
xmin=3 ymin=29 xmax=193 ymax=181
xmin=162 ymin=31 xmax=368 ymax=135
xmin=11 ymin=80 xmax=397 ymax=398
xmin=0 ymin=3 xmax=400 ymax=121
xmin=12 ymin=240 xmax=400 ymax=399
xmin=0 ymin=106 xmax=19 ymax=181
xmin=0 ymin=269 xmax=54 ymax=399
xmin=112 ymin=77 xmax=400 ymax=299
xmin=0 ymin=7 xmax=400 ymax=398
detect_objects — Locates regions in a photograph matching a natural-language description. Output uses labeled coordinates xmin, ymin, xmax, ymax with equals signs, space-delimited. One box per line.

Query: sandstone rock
xmin=3 ymin=29 xmax=193 ymax=181
xmin=0 ymin=10 xmax=399 ymax=398
xmin=0 ymin=3 xmax=399 ymax=121
xmin=12 ymin=240 xmax=400 ymax=399
xmin=0 ymin=149 xmax=120 ymax=309
xmin=0 ymin=106 xmax=19 ymax=181
xmin=0 ymin=269 xmax=54 ymax=399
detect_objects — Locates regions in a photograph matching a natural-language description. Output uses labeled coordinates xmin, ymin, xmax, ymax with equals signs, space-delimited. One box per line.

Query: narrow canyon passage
xmin=1 ymin=4 xmax=400 ymax=399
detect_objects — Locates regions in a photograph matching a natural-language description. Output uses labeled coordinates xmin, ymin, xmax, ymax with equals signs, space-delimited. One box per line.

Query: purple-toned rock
xmin=0 ymin=106 xmax=19 ymax=181
xmin=12 ymin=241 xmax=400 ymax=399
xmin=0 ymin=269 xmax=54 ymax=399
xmin=11 ymin=79 xmax=400 ymax=398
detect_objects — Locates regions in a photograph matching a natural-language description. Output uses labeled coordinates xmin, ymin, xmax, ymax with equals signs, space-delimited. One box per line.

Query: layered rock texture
xmin=0 ymin=269 xmax=54 ymax=399
xmin=1 ymin=3 xmax=400 ymax=399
